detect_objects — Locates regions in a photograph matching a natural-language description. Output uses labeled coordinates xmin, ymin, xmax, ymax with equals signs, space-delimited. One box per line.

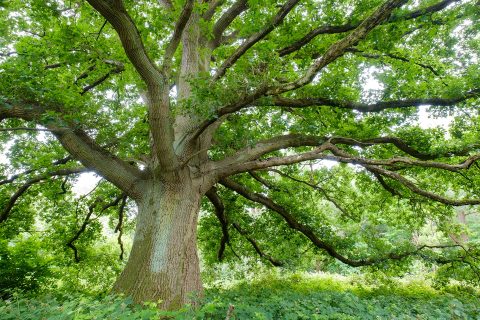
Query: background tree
xmin=0 ymin=0 xmax=479 ymax=310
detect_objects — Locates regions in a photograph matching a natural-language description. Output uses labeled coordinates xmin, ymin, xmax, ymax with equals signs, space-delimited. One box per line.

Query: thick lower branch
xmin=209 ymin=133 xmax=480 ymax=178
xmin=1 ymin=99 xmax=144 ymax=198
xmin=53 ymin=128 xmax=144 ymax=198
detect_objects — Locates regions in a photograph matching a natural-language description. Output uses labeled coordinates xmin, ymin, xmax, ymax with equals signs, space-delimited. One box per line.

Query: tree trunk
xmin=112 ymin=177 xmax=203 ymax=310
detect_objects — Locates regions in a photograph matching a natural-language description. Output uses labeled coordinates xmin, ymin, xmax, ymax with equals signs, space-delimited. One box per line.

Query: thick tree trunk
xmin=112 ymin=177 xmax=203 ymax=310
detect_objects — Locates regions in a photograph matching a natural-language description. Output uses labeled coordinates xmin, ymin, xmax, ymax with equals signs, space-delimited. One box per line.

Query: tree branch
xmin=262 ymin=169 xmax=356 ymax=220
xmin=67 ymin=192 xmax=127 ymax=262
xmin=162 ymin=0 xmax=195 ymax=74
xmin=370 ymin=171 xmax=402 ymax=196
xmin=262 ymin=89 xmax=479 ymax=113
xmin=202 ymin=0 xmax=226 ymax=21
xmin=213 ymin=0 xmax=300 ymax=80
xmin=400 ymin=0 xmax=460 ymax=20
xmin=209 ymin=134 xmax=326 ymax=175
xmin=0 ymin=127 xmax=52 ymax=132
xmin=364 ymin=165 xmax=480 ymax=206
xmin=272 ymin=0 xmax=408 ymax=94
xmin=67 ymin=197 xmax=101 ymax=262
xmin=220 ymin=177 xmax=466 ymax=267
xmin=0 ymin=167 xmax=89 ymax=224
xmin=158 ymin=0 xmax=173 ymax=10
xmin=278 ymin=0 xmax=460 ymax=57
xmin=1 ymin=98 xmax=145 ymax=198
xmin=232 ymin=222 xmax=284 ymax=266
xmin=346 ymin=48 xmax=441 ymax=77
xmin=195 ymin=0 xmax=408 ymax=137
xmin=114 ymin=195 xmax=127 ymax=260
xmin=208 ymin=131 xmax=480 ymax=178
xmin=249 ymin=171 xmax=280 ymax=191
xmin=0 ymin=156 xmax=73 ymax=186
xmin=53 ymin=128 xmax=143 ymax=198
xmin=80 ymin=60 xmax=125 ymax=95
xmin=86 ymin=0 xmax=164 ymax=88
xmin=85 ymin=0 xmax=177 ymax=170
xmin=209 ymin=0 xmax=248 ymax=49
xmin=328 ymin=136 xmax=479 ymax=161
xmin=206 ymin=187 xmax=230 ymax=261
xmin=326 ymin=142 xmax=480 ymax=172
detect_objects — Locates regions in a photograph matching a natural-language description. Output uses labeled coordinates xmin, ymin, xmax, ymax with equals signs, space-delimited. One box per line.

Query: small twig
xmin=44 ymin=62 xmax=65 ymax=70
xmin=67 ymin=198 xmax=102 ymax=262
xmin=225 ymin=304 xmax=235 ymax=320
xmin=115 ymin=195 xmax=127 ymax=260
xmin=58 ymin=176 xmax=69 ymax=195
xmin=96 ymin=20 xmax=108 ymax=41
xmin=81 ymin=62 xmax=125 ymax=95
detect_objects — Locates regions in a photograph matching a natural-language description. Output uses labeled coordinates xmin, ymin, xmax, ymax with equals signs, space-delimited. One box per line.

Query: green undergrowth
xmin=1 ymin=274 xmax=479 ymax=320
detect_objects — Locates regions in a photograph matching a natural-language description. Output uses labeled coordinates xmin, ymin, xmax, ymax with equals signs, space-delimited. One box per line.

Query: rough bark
xmin=112 ymin=176 xmax=203 ymax=310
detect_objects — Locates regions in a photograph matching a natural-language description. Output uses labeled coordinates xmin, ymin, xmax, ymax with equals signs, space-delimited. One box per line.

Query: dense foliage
xmin=1 ymin=0 xmax=480 ymax=310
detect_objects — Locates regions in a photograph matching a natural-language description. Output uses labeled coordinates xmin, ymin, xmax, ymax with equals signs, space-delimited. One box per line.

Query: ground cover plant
xmin=1 ymin=274 xmax=479 ymax=319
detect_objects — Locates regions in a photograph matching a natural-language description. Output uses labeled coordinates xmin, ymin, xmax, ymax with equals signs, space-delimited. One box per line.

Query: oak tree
xmin=1 ymin=0 xmax=479 ymax=310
